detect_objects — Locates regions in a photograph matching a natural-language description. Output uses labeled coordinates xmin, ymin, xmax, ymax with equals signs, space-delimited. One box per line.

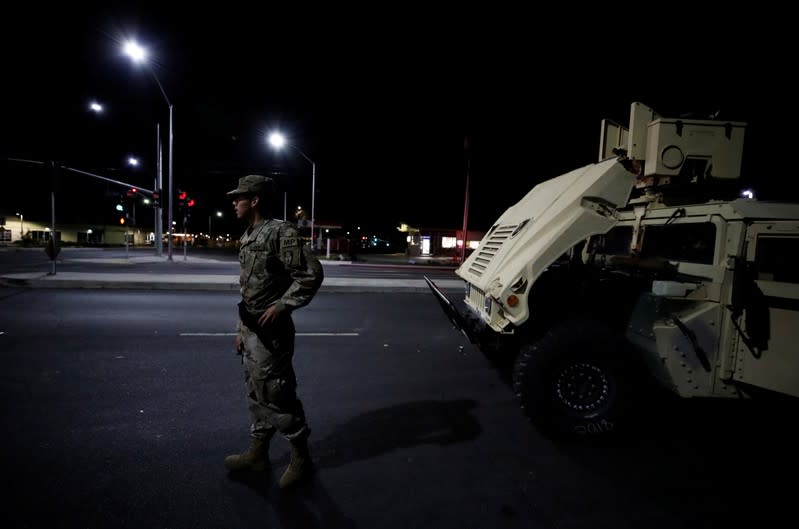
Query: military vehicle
xmin=426 ymin=102 xmax=799 ymax=439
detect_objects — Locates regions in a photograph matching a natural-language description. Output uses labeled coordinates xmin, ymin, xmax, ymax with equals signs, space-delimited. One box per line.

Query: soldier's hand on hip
xmin=258 ymin=304 xmax=284 ymax=327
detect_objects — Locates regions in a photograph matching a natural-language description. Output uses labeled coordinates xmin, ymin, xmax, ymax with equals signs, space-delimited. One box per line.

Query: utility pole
xmin=47 ymin=160 xmax=59 ymax=275
xmin=155 ymin=124 xmax=163 ymax=256
xmin=460 ymin=136 xmax=471 ymax=264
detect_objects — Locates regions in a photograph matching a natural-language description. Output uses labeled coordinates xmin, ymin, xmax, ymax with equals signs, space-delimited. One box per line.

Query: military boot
xmin=279 ymin=434 xmax=314 ymax=488
xmin=224 ymin=435 xmax=272 ymax=472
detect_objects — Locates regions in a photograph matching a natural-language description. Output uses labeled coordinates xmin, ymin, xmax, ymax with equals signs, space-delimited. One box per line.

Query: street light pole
xmin=15 ymin=212 xmax=24 ymax=240
xmin=461 ymin=135 xmax=471 ymax=264
xmin=287 ymin=146 xmax=316 ymax=249
xmin=267 ymin=132 xmax=316 ymax=250
xmin=296 ymin=152 xmax=316 ymax=249
xmin=124 ymin=40 xmax=174 ymax=261
xmin=155 ymin=124 xmax=163 ymax=256
xmin=310 ymin=159 xmax=316 ymax=249
xmin=167 ymin=102 xmax=174 ymax=261
xmin=151 ymin=74 xmax=174 ymax=262
xmin=209 ymin=211 xmax=222 ymax=239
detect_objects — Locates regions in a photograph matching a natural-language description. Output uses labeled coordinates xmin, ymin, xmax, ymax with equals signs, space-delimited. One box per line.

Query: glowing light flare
xmin=123 ymin=41 xmax=146 ymax=63
xmin=268 ymin=132 xmax=286 ymax=149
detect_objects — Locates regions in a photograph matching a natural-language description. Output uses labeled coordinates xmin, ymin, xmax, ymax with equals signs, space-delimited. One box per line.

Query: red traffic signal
xmin=178 ymin=191 xmax=187 ymax=200
xmin=126 ymin=187 xmax=137 ymax=198
xmin=187 ymin=199 xmax=195 ymax=207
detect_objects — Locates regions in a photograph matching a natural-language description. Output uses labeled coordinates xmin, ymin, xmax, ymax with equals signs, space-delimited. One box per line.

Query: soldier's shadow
xmin=227 ymin=399 xmax=482 ymax=528
xmin=309 ymin=398 xmax=482 ymax=469
xmin=227 ymin=471 xmax=358 ymax=529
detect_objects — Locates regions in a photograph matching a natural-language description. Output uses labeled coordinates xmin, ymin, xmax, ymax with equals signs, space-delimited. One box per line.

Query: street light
xmin=123 ymin=40 xmax=174 ymax=261
xmin=209 ymin=210 xmax=223 ymax=239
xmin=125 ymin=156 xmax=140 ymax=230
xmin=15 ymin=212 xmax=24 ymax=240
xmin=267 ymin=132 xmax=316 ymax=249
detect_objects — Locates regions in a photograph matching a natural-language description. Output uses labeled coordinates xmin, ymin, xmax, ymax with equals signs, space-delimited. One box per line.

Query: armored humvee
xmin=426 ymin=102 xmax=799 ymax=439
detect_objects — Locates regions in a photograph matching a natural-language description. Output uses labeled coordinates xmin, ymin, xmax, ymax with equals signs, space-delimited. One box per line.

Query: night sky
xmin=2 ymin=5 xmax=794 ymax=237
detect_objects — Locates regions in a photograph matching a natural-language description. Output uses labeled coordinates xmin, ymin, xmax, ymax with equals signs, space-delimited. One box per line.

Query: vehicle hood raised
xmin=457 ymin=157 xmax=635 ymax=327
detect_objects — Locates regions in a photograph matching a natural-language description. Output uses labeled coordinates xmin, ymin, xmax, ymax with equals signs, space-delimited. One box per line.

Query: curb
xmin=0 ymin=274 xmax=465 ymax=293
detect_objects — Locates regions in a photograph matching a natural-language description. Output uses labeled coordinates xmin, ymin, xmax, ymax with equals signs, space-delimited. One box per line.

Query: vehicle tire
xmin=512 ymin=319 xmax=635 ymax=440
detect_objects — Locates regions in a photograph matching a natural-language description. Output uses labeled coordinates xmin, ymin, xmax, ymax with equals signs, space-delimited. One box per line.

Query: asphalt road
xmin=1 ymin=287 xmax=797 ymax=528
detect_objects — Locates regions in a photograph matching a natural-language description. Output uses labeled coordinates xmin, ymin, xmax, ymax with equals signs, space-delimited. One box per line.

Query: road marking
xmin=299 ymin=333 xmax=360 ymax=337
xmin=180 ymin=332 xmax=360 ymax=337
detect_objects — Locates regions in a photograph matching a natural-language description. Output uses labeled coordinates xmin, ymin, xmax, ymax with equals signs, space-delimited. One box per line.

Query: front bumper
xmin=424 ymin=276 xmax=481 ymax=344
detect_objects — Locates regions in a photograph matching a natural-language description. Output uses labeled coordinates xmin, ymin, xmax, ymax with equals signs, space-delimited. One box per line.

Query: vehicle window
xmin=590 ymin=226 xmax=633 ymax=256
xmin=640 ymin=223 xmax=715 ymax=264
xmin=755 ymin=236 xmax=799 ymax=283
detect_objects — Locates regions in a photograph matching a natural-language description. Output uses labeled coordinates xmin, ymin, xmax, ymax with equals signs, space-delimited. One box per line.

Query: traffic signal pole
xmin=176 ymin=189 xmax=194 ymax=261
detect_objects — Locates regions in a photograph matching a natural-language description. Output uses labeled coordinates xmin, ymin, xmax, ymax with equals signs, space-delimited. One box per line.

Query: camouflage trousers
xmin=238 ymin=315 xmax=309 ymax=441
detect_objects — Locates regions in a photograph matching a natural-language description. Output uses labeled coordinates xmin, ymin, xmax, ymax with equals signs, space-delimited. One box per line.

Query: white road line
xmin=299 ymin=333 xmax=360 ymax=337
xmin=180 ymin=332 xmax=359 ymax=337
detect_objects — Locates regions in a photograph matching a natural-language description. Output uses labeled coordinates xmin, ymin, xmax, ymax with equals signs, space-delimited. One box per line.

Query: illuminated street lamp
xmin=15 ymin=212 xmax=24 ymax=240
xmin=209 ymin=210 xmax=223 ymax=237
xmin=123 ymin=39 xmax=174 ymax=261
xmin=268 ymin=132 xmax=316 ymax=249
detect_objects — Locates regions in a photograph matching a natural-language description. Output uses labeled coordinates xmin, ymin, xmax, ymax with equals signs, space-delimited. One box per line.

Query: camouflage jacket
xmin=238 ymin=219 xmax=323 ymax=316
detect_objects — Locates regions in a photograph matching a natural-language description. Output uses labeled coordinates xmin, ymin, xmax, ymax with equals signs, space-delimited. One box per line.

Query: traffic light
xmin=187 ymin=198 xmax=195 ymax=208
xmin=126 ymin=187 xmax=138 ymax=198
xmin=178 ymin=190 xmax=187 ymax=208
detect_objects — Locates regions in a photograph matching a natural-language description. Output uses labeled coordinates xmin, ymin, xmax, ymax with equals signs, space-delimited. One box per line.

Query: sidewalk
xmin=0 ymin=254 xmax=465 ymax=293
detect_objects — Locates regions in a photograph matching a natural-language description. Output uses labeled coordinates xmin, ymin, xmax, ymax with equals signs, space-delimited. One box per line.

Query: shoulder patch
xmin=280 ymin=237 xmax=299 ymax=249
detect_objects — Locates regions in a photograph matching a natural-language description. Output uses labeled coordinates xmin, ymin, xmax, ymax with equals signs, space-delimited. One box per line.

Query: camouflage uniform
xmin=237 ymin=218 xmax=323 ymax=441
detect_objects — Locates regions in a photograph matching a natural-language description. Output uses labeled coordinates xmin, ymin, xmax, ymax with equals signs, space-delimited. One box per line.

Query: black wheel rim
xmin=554 ymin=362 xmax=612 ymax=416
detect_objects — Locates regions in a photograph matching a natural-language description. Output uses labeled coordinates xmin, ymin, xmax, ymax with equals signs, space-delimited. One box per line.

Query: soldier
xmin=224 ymin=174 xmax=324 ymax=489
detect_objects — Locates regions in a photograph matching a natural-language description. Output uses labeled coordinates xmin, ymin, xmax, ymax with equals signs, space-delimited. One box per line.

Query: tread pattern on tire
xmin=512 ymin=319 xmax=631 ymax=439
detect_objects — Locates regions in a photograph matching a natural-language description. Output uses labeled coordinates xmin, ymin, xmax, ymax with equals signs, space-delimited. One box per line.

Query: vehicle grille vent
xmin=468 ymin=224 xmax=517 ymax=276
xmin=468 ymin=284 xmax=485 ymax=311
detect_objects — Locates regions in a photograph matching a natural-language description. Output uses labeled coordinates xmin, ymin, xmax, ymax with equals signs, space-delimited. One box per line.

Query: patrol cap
xmin=226 ymin=175 xmax=275 ymax=197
